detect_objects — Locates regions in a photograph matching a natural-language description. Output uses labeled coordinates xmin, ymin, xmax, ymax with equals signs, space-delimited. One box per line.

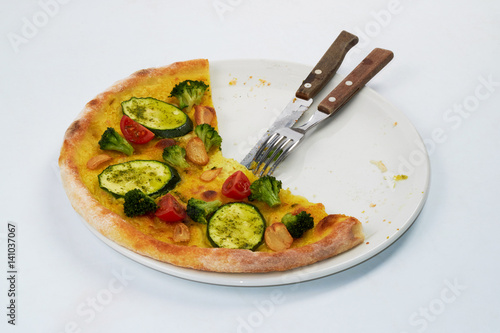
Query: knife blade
xmin=240 ymin=30 xmax=359 ymax=168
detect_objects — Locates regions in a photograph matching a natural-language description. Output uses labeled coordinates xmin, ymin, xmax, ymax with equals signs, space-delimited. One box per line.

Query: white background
xmin=1 ymin=0 xmax=499 ymax=332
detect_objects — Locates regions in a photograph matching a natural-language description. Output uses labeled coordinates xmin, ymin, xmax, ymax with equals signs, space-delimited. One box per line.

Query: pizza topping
xmin=123 ymin=189 xmax=158 ymax=217
xmin=120 ymin=115 xmax=155 ymax=144
xmin=194 ymin=105 xmax=216 ymax=126
xmin=155 ymin=194 xmax=186 ymax=222
xmin=86 ymin=154 xmax=112 ymax=170
xmin=162 ymin=145 xmax=190 ymax=169
xmin=194 ymin=124 xmax=222 ymax=152
xmin=169 ymin=80 xmax=209 ymax=112
xmin=221 ymin=171 xmax=251 ymax=200
xmin=172 ymin=223 xmax=190 ymax=243
xmin=185 ymin=137 xmax=209 ymax=166
xmin=201 ymin=190 xmax=218 ymax=201
xmin=200 ymin=168 xmax=222 ymax=182
xmin=98 ymin=127 xmax=134 ymax=156
xmin=98 ymin=160 xmax=180 ymax=197
xmin=281 ymin=211 xmax=314 ymax=238
xmin=155 ymin=138 xmax=177 ymax=149
xmin=122 ymin=97 xmax=193 ymax=138
xmin=264 ymin=223 xmax=293 ymax=252
xmin=207 ymin=202 xmax=265 ymax=250
xmin=248 ymin=175 xmax=282 ymax=207
xmin=186 ymin=198 xmax=222 ymax=224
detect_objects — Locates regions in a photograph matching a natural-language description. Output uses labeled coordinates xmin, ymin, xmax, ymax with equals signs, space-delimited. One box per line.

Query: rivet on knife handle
xmin=295 ymin=30 xmax=359 ymax=100
xmin=317 ymin=48 xmax=394 ymax=115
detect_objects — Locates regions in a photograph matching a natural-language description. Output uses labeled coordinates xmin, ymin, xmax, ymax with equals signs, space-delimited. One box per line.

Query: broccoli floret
xmin=123 ymin=189 xmax=158 ymax=217
xmin=162 ymin=145 xmax=190 ymax=169
xmin=169 ymin=80 xmax=209 ymax=111
xmin=98 ymin=127 xmax=134 ymax=156
xmin=194 ymin=124 xmax=222 ymax=152
xmin=248 ymin=175 xmax=282 ymax=207
xmin=281 ymin=211 xmax=314 ymax=238
xmin=186 ymin=198 xmax=222 ymax=224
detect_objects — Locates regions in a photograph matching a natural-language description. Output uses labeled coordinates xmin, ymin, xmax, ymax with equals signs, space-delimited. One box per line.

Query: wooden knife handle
xmin=295 ymin=30 xmax=358 ymax=100
xmin=317 ymin=48 xmax=394 ymax=115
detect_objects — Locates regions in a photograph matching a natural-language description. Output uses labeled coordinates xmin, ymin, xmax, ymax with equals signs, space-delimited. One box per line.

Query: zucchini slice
xmin=121 ymin=97 xmax=193 ymax=138
xmin=207 ymin=202 xmax=266 ymax=250
xmin=98 ymin=160 xmax=180 ymax=198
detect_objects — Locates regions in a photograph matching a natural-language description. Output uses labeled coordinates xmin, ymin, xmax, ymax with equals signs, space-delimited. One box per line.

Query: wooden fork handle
xmin=317 ymin=48 xmax=394 ymax=115
xmin=295 ymin=30 xmax=359 ymax=100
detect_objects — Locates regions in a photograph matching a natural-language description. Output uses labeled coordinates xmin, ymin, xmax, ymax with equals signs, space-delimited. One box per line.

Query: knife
xmin=240 ymin=30 xmax=359 ymax=168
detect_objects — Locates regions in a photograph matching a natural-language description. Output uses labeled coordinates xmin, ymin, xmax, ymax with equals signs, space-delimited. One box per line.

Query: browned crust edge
xmin=58 ymin=59 xmax=364 ymax=273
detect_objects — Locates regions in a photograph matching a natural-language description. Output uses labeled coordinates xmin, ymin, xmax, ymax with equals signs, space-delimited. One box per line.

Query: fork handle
xmin=317 ymin=48 xmax=394 ymax=115
xmin=295 ymin=30 xmax=359 ymax=100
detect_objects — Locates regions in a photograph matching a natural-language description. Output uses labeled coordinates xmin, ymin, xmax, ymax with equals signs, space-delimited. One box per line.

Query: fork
xmin=249 ymin=48 xmax=394 ymax=176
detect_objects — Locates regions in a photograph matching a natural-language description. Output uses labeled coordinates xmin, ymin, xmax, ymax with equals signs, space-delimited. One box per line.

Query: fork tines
xmin=248 ymin=131 xmax=298 ymax=176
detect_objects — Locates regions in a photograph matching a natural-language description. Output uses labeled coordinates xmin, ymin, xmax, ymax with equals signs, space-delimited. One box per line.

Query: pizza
xmin=59 ymin=59 xmax=364 ymax=273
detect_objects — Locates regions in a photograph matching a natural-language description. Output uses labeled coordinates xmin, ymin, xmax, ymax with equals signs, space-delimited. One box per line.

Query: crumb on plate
xmin=370 ymin=160 xmax=388 ymax=173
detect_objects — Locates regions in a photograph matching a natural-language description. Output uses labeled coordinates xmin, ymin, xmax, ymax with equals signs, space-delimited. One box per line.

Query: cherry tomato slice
xmin=120 ymin=115 xmax=155 ymax=144
xmin=221 ymin=171 xmax=251 ymax=200
xmin=155 ymin=194 xmax=186 ymax=222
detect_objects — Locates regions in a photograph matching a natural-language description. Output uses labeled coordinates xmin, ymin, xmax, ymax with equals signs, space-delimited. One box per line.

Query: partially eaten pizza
xmin=59 ymin=59 xmax=364 ymax=273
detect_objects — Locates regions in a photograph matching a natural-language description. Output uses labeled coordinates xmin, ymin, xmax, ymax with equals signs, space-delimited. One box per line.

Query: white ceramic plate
xmin=82 ymin=59 xmax=430 ymax=287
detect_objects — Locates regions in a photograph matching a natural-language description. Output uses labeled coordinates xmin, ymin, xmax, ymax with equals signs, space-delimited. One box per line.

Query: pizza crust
xmin=59 ymin=59 xmax=364 ymax=273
